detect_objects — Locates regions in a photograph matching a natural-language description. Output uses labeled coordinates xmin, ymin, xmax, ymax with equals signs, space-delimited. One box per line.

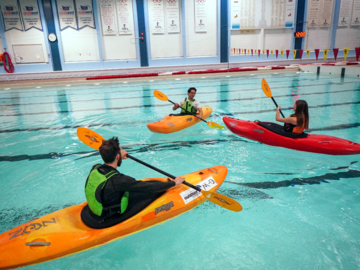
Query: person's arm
xmin=173 ymin=99 xmax=183 ymax=111
xmin=112 ymin=174 xmax=184 ymax=193
xmin=194 ymin=101 xmax=203 ymax=119
xmin=275 ymin=106 xmax=297 ymax=125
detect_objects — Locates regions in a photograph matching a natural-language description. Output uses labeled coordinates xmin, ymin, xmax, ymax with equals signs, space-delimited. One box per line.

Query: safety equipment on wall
xmin=2 ymin=52 xmax=14 ymax=73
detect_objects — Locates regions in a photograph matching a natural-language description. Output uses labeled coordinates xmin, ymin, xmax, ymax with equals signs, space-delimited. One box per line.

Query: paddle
xmin=153 ymin=90 xmax=225 ymax=129
xmin=77 ymin=127 xmax=242 ymax=212
xmin=261 ymin=78 xmax=285 ymax=118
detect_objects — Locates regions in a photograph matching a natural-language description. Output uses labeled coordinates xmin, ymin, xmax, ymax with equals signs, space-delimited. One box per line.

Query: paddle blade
xmin=201 ymin=190 xmax=243 ymax=212
xmin=154 ymin=90 xmax=169 ymax=101
xmin=77 ymin=127 xmax=105 ymax=150
xmin=261 ymin=78 xmax=272 ymax=98
xmin=207 ymin=121 xmax=225 ymax=129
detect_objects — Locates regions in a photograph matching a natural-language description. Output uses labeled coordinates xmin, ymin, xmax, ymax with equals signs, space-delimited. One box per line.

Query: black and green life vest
xmin=85 ymin=165 xmax=129 ymax=217
xmin=181 ymin=98 xmax=198 ymax=114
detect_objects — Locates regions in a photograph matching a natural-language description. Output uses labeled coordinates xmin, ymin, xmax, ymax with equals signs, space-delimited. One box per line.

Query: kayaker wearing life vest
xmin=81 ymin=137 xmax=185 ymax=229
xmin=172 ymin=87 xmax=203 ymax=119
xmin=275 ymin=100 xmax=309 ymax=134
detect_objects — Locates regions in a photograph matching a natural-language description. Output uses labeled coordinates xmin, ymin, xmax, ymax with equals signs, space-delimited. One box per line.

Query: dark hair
xmin=293 ymin=100 xmax=309 ymax=129
xmin=99 ymin=137 xmax=120 ymax=164
xmin=188 ymin=87 xmax=197 ymax=93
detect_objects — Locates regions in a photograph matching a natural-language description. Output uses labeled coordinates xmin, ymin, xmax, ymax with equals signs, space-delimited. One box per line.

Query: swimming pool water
xmin=0 ymin=71 xmax=360 ymax=269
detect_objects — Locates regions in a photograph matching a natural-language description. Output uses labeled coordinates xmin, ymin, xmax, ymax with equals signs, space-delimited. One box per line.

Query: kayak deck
xmin=147 ymin=106 xmax=213 ymax=133
xmin=0 ymin=165 xmax=227 ymax=269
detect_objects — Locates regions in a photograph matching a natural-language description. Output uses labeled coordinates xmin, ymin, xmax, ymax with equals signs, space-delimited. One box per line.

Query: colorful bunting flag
xmin=251 ymin=49 xmax=254 ymax=56
xmin=323 ymin=49 xmax=329 ymax=60
xmin=293 ymin=49 xmax=297 ymax=59
xmin=355 ymin=47 xmax=360 ymax=61
xmin=275 ymin=50 xmax=279 ymax=58
xmin=244 ymin=49 xmax=247 ymax=55
xmin=299 ymin=49 xmax=303 ymax=60
xmin=270 ymin=50 xmax=273 ymax=57
xmin=286 ymin=50 xmax=290 ymax=59
xmin=343 ymin=48 xmax=350 ymax=61
xmin=306 ymin=50 xmax=311 ymax=59
xmin=258 ymin=50 xmax=260 ymax=57
xmin=281 ymin=50 xmax=284 ymax=58
xmin=314 ymin=49 xmax=320 ymax=60
xmin=333 ymin=48 xmax=339 ymax=61
xmin=262 ymin=50 xmax=265 ymax=57
xmin=266 ymin=50 xmax=269 ymax=57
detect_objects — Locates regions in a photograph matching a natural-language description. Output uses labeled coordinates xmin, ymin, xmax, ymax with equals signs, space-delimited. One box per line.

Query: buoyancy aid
xmin=180 ymin=98 xmax=198 ymax=114
xmin=85 ymin=165 xmax=129 ymax=217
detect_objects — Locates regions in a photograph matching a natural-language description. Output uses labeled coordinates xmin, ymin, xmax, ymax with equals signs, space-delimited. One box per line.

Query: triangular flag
xmin=244 ymin=49 xmax=247 ymax=55
xmin=293 ymin=49 xmax=297 ymax=59
xmin=258 ymin=49 xmax=260 ymax=57
xmin=323 ymin=49 xmax=329 ymax=60
xmin=251 ymin=49 xmax=254 ymax=56
xmin=286 ymin=50 xmax=290 ymax=59
xmin=306 ymin=49 xmax=311 ymax=59
xmin=314 ymin=49 xmax=320 ymax=60
xmin=343 ymin=48 xmax=350 ymax=61
xmin=248 ymin=49 xmax=251 ymax=55
xmin=270 ymin=50 xmax=273 ymax=57
xmin=355 ymin=47 xmax=360 ymax=61
xmin=262 ymin=50 xmax=265 ymax=57
xmin=275 ymin=50 xmax=279 ymax=58
xmin=299 ymin=50 xmax=303 ymax=60
xmin=242 ymin=49 xmax=244 ymax=55
xmin=266 ymin=50 xmax=269 ymax=57
xmin=333 ymin=48 xmax=339 ymax=61
xmin=280 ymin=50 xmax=284 ymax=58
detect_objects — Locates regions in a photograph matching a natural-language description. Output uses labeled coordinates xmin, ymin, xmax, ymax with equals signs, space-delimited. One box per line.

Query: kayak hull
xmin=147 ymin=106 xmax=213 ymax=133
xmin=0 ymin=165 xmax=227 ymax=269
xmin=223 ymin=117 xmax=360 ymax=155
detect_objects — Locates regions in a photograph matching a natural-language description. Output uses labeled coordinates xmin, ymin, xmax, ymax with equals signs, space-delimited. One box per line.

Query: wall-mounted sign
xmin=194 ymin=0 xmax=207 ymax=32
xmin=56 ymin=0 xmax=77 ymax=30
xmin=307 ymin=0 xmax=321 ymax=28
xmin=338 ymin=0 xmax=351 ymax=26
xmin=116 ymin=0 xmax=134 ymax=35
xmin=0 ymin=0 xmax=23 ymax=31
xmin=148 ymin=0 xmax=165 ymax=34
xmin=100 ymin=0 xmax=116 ymax=35
xmin=231 ymin=0 xmax=240 ymax=29
xmin=294 ymin=31 xmax=306 ymax=37
xmin=351 ymin=0 xmax=360 ymax=26
xmin=166 ymin=0 xmax=180 ymax=33
xmin=319 ymin=0 xmax=334 ymax=27
xmin=19 ymin=0 xmax=43 ymax=31
xmin=75 ymin=0 xmax=95 ymax=29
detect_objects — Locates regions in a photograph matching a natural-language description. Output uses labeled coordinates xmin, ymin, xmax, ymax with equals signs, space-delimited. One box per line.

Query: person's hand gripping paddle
xmin=153 ymin=90 xmax=225 ymax=129
xmin=261 ymin=78 xmax=285 ymax=118
xmin=77 ymin=127 xmax=242 ymax=212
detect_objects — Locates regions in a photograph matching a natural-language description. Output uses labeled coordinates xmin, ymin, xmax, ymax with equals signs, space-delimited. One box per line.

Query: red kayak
xmin=223 ymin=117 xmax=360 ymax=155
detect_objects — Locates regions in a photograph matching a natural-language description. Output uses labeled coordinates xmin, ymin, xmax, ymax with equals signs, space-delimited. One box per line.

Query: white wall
xmin=98 ymin=0 xmax=138 ymax=61
xmin=231 ymin=29 xmax=261 ymax=51
xmin=305 ymin=28 xmax=332 ymax=50
xmin=4 ymin=28 xmax=48 ymax=63
xmin=185 ymin=0 xmax=217 ymax=57
xmin=0 ymin=37 xmax=3 ymax=54
xmin=148 ymin=0 xmax=183 ymax=59
xmin=335 ymin=27 xmax=360 ymax=49
xmin=264 ymin=28 xmax=293 ymax=50
xmin=60 ymin=27 xmax=100 ymax=62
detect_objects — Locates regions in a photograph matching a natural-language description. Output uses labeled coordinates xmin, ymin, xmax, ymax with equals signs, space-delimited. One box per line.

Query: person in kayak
xmin=275 ymin=100 xmax=309 ymax=134
xmin=172 ymin=87 xmax=203 ymax=118
xmin=81 ymin=137 xmax=185 ymax=229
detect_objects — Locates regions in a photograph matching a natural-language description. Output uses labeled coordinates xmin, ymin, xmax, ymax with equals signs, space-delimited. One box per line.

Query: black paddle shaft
xmin=271 ymin=97 xmax=285 ymax=118
xmin=127 ymin=154 xmax=201 ymax=192
xmin=168 ymin=100 xmax=207 ymax=124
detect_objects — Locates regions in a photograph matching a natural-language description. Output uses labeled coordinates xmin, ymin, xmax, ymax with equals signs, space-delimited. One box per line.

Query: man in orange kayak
xmin=172 ymin=87 xmax=203 ymax=118
xmin=81 ymin=137 xmax=185 ymax=229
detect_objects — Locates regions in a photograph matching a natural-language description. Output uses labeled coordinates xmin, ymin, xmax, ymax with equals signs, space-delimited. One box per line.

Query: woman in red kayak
xmin=276 ymin=100 xmax=309 ymax=134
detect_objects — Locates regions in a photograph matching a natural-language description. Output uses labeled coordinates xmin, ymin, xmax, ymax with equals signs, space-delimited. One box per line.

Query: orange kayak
xmin=0 ymin=165 xmax=227 ymax=269
xmin=147 ymin=106 xmax=213 ymax=133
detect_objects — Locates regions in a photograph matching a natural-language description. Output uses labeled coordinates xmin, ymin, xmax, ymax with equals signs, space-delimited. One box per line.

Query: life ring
xmin=3 ymin=52 xmax=14 ymax=73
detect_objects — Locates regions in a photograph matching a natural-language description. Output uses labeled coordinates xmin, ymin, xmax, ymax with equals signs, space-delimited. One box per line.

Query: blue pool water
xmin=0 ymin=71 xmax=360 ymax=269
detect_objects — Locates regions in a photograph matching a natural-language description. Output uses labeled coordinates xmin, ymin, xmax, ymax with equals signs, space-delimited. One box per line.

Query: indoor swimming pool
xmin=0 ymin=71 xmax=359 ymax=269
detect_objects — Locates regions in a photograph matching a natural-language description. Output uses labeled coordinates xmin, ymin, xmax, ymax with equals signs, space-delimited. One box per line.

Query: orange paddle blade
xmin=154 ymin=90 xmax=169 ymax=101
xmin=201 ymin=190 xmax=242 ymax=212
xmin=207 ymin=121 xmax=225 ymax=129
xmin=261 ymin=78 xmax=272 ymax=98
xmin=77 ymin=127 xmax=105 ymax=150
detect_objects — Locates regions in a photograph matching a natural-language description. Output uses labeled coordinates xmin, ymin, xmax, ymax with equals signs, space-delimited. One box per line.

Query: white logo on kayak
xmin=229 ymin=122 xmax=237 ymax=127
xmin=180 ymin=176 xmax=218 ymax=204
xmin=254 ymin=128 xmax=264 ymax=134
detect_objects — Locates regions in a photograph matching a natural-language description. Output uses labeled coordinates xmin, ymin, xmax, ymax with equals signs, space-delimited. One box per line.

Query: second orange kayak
xmin=147 ymin=106 xmax=213 ymax=133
